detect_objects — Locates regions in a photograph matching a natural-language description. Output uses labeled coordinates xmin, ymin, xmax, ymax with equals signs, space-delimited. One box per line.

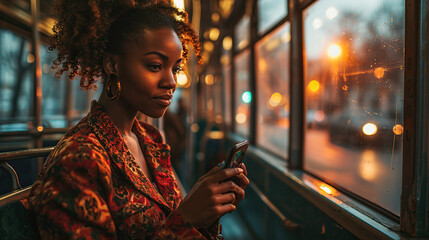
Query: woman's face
xmin=116 ymin=27 xmax=182 ymax=118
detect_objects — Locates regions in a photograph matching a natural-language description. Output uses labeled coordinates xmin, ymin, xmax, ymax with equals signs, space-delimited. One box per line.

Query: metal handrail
xmin=0 ymin=128 xmax=70 ymax=138
xmin=0 ymin=147 xmax=54 ymax=163
xmin=0 ymin=147 xmax=54 ymax=193
xmin=0 ymin=186 xmax=32 ymax=207
xmin=0 ymin=163 xmax=22 ymax=190
xmin=249 ymin=182 xmax=300 ymax=232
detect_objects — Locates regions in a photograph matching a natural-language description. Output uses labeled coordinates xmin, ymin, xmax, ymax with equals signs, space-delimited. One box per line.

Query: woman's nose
xmin=160 ymin=71 xmax=177 ymax=90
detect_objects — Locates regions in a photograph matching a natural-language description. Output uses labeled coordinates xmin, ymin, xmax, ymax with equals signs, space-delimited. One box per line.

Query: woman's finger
xmin=215 ymin=192 xmax=236 ymax=204
xmin=214 ymin=204 xmax=236 ymax=216
xmin=233 ymin=173 xmax=249 ymax=189
xmin=210 ymin=168 xmax=243 ymax=183
xmin=239 ymin=163 xmax=247 ymax=176
xmin=216 ymin=180 xmax=242 ymax=194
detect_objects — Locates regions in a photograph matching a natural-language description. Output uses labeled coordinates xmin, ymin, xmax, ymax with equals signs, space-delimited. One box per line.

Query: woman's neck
xmin=98 ymin=90 xmax=138 ymax=137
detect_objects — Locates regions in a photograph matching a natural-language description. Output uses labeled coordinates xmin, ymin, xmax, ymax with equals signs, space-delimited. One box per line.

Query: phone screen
xmin=224 ymin=140 xmax=249 ymax=168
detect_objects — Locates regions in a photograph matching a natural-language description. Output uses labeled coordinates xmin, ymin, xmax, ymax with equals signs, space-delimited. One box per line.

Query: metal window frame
xmin=224 ymin=0 xmax=428 ymax=237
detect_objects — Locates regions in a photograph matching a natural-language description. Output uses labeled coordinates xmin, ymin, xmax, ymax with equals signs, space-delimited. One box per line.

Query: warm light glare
xmin=312 ymin=18 xmax=323 ymax=29
xmin=393 ymin=124 xmax=403 ymax=135
xmin=27 ymin=54 xmax=35 ymax=63
xmin=328 ymin=44 xmax=341 ymax=58
xmin=235 ymin=113 xmax=247 ymax=124
xmin=203 ymin=41 xmax=214 ymax=52
xmin=314 ymin=110 xmax=325 ymax=122
xmin=176 ymin=72 xmax=188 ymax=87
xmin=173 ymin=0 xmax=185 ymax=10
xmin=211 ymin=13 xmax=220 ymax=23
xmin=238 ymin=40 xmax=249 ymax=50
xmin=219 ymin=0 xmax=234 ymax=18
xmin=191 ymin=123 xmax=199 ymax=133
xmin=221 ymin=55 xmax=230 ymax=66
xmin=241 ymin=91 xmax=252 ymax=103
xmin=281 ymin=32 xmax=291 ymax=43
xmin=209 ymin=130 xmax=224 ymax=139
xmin=359 ymin=150 xmax=378 ymax=181
xmin=362 ymin=123 xmax=377 ymax=136
xmin=265 ymin=38 xmax=280 ymax=51
xmin=258 ymin=59 xmax=267 ymax=72
xmin=374 ymin=67 xmax=385 ymax=79
xmin=319 ymin=184 xmax=332 ymax=195
xmin=308 ymin=80 xmax=320 ymax=92
xmin=205 ymin=74 xmax=214 ymax=85
xmin=325 ymin=7 xmax=338 ymax=20
xmin=223 ymin=36 xmax=233 ymax=51
xmin=209 ymin=28 xmax=220 ymax=41
xmin=201 ymin=51 xmax=210 ymax=65
xmin=269 ymin=92 xmax=282 ymax=107
xmin=37 ymin=126 xmax=44 ymax=132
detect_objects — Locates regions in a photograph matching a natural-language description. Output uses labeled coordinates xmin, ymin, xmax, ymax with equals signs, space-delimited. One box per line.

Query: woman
xmin=28 ymin=1 xmax=249 ymax=239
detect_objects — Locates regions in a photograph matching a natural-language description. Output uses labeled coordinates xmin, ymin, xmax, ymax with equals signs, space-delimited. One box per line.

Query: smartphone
xmin=223 ymin=140 xmax=249 ymax=169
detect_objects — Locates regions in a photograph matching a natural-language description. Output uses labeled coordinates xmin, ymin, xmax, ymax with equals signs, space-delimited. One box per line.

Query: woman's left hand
xmin=230 ymin=163 xmax=249 ymax=205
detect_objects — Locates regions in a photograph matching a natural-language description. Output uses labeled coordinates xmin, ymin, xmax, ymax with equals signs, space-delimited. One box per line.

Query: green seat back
xmin=0 ymin=200 xmax=37 ymax=240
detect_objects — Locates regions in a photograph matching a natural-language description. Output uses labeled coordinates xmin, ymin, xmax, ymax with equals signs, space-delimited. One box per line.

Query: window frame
xmin=222 ymin=0 xmax=428 ymax=237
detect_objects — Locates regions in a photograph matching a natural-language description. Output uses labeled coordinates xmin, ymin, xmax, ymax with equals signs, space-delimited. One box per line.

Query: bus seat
xmin=0 ymin=187 xmax=38 ymax=240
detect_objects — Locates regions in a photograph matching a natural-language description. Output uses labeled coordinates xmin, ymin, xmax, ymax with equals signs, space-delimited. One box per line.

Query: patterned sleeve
xmin=29 ymin=138 xmax=117 ymax=239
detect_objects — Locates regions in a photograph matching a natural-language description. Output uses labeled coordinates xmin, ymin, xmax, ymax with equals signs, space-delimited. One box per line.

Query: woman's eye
xmin=173 ymin=66 xmax=183 ymax=74
xmin=147 ymin=64 xmax=161 ymax=72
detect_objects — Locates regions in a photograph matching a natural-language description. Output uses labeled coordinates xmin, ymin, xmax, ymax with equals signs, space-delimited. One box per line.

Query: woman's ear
xmin=103 ymin=53 xmax=119 ymax=75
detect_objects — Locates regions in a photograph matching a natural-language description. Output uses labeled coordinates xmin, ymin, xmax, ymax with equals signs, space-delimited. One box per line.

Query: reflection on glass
xmin=42 ymin=45 xmax=66 ymax=118
xmin=257 ymin=0 xmax=288 ymax=34
xmin=255 ymin=22 xmax=290 ymax=158
xmin=0 ymin=29 xmax=33 ymax=122
xmin=222 ymin=49 xmax=232 ymax=126
xmin=234 ymin=50 xmax=251 ymax=137
xmin=235 ymin=15 xmax=250 ymax=51
xmin=303 ymin=0 xmax=404 ymax=215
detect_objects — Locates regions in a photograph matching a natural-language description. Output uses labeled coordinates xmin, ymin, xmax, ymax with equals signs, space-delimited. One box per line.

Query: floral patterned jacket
xmin=28 ymin=101 xmax=210 ymax=239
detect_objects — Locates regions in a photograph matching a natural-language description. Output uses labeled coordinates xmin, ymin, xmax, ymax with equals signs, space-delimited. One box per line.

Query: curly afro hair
xmin=49 ymin=0 xmax=201 ymax=89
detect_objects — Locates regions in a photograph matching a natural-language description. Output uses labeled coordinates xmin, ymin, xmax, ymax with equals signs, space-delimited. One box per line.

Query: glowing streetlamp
xmin=308 ymin=80 xmax=320 ymax=92
xmin=362 ymin=123 xmax=377 ymax=136
xmin=328 ymin=44 xmax=341 ymax=58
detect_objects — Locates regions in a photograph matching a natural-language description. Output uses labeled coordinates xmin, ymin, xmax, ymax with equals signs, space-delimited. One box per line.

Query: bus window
xmin=0 ymin=29 xmax=33 ymax=123
xmin=257 ymin=0 xmax=288 ymax=35
xmin=255 ymin=22 xmax=291 ymax=159
xmin=303 ymin=0 xmax=405 ymax=215
xmin=234 ymin=50 xmax=251 ymax=138
xmin=234 ymin=15 xmax=250 ymax=51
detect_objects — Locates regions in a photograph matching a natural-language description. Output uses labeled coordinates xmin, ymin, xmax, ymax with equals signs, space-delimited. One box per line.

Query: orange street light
xmin=308 ymin=80 xmax=320 ymax=92
xmin=328 ymin=44 xmax=341 ymax=58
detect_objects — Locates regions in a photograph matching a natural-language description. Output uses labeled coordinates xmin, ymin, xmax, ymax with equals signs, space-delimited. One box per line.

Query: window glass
xmin=234 ymin=50 xmax=251 ymax=137
xmin=303 ymin=0 xmax=405 ymax=215
xmin=213 ymin=76 xmax=222 ymax=118
xmin=0 ymin=28 xmax=33 ymax=129
xmin=255 ymin=22 xmax=290 ymax=158
xmin=235 ymin=15 xmax=251 ymax=51
xmin=72 ymin=77 xmax=100 ymax=117
xmin=41 ymin=45 xmax=66 ymax=123
xmin=222 ymin=65 xmax=232 ymax=127
xmin=221 ymin=43 xmax=232 ymax=127
xmin=257 ymin=0 xmax=288 ymax=34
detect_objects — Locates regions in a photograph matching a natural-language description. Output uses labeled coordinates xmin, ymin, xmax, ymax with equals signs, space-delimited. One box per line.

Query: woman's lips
xmin=153 ymin=96 xmax=171 ymax=107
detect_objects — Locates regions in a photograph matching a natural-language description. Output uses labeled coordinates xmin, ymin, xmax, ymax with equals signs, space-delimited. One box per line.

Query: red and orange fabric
xmin=28 ymin=101 xmax=212 ymax=239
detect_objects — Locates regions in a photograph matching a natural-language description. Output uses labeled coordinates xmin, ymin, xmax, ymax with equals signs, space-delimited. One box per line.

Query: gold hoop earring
xmin=106 ymin=74 xmax=121 ymax=100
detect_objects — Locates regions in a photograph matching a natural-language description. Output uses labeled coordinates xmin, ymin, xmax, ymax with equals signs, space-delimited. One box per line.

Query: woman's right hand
xmin=177 ymin=165 xmax=244 ymax=228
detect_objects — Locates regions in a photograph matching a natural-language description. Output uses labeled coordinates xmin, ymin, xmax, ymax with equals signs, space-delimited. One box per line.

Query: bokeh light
xmin=362 ymin=123 xmax=377 ymax=136
xmin=242 ymin=91 xmax=252 ymax=103
xmin=308 ymin=80 xmax=320 ymax=92
xmin=328 ymin=44 xmax=341 ymax=58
